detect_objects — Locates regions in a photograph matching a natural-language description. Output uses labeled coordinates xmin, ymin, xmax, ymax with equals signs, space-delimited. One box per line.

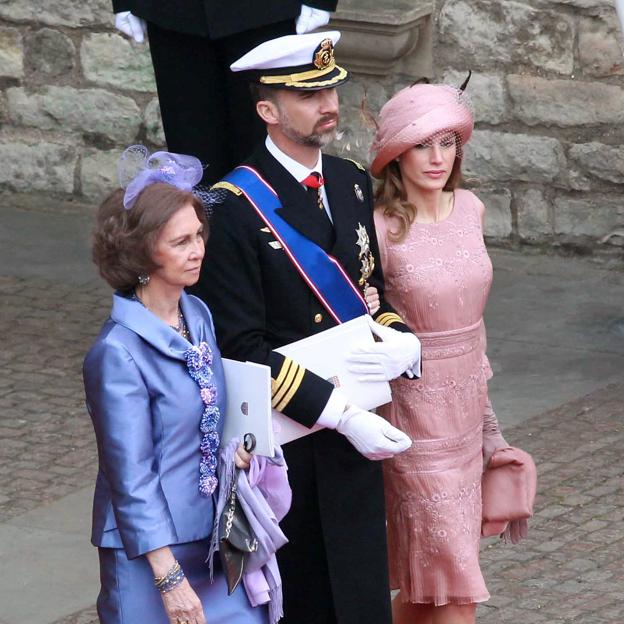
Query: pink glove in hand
xmin=482 ymin=398 xmax=508 ymax=469
xmin=504 ymin=518 xmax=529 ymax=544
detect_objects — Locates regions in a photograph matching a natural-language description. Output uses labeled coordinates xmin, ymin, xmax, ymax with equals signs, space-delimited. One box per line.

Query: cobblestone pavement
xmin=0 ymin=276 xmax=108 ymax=520
xmin=477 ymin=382 xmax=623 ymax=623
xmin=0 ymin=273 xmax=622 ymax=623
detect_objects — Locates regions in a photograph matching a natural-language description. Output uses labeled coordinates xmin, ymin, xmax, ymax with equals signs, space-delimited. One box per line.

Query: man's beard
xmin=279 ymin=110 xmax=339 ymax=148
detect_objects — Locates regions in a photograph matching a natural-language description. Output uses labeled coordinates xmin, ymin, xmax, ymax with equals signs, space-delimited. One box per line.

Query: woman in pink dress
xmin=369 ymin=83 xmax=524 ymax=624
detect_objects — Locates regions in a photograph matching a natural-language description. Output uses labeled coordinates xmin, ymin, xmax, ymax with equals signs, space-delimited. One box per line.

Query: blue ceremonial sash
xmin=223 ymin=166 xmax=368 ymax=324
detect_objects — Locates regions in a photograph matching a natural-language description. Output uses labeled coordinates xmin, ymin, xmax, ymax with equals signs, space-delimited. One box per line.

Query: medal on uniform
xmin=354 ymin=183 xmax=364 ymax=202
xmin=355 ymin=223 xmax=375 ymax=293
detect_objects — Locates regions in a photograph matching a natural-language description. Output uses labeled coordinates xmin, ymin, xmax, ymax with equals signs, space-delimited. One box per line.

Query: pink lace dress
xmin=375 ymin=189 xmax=493 ymax=606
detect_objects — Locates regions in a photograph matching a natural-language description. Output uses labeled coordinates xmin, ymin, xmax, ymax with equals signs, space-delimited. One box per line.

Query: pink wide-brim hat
xmin=370 ymin=83 xmax=474 ymax=179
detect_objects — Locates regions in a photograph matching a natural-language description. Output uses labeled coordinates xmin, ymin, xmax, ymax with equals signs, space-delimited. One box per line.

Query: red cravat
xmin=302 ymin=172 xmax=326 ymax=211
xmin=302 ymin=172 xmax=324 ymax=189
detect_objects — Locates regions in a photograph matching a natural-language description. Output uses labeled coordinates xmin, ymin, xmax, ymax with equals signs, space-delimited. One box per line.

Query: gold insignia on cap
xmin=314 ymin=38 xmax=335 ymax=70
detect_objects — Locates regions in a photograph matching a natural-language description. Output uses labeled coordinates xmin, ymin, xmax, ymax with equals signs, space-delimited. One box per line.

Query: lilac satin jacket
xmin=83 ymin=291 xmax=226 ymax=559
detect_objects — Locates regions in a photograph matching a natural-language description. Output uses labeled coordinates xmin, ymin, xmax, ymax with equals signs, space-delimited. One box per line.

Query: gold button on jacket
xmin=314 ymin=313 xmax=323 ymax=324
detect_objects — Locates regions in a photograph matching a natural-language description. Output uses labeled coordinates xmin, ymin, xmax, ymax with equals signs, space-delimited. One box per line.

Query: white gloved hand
xmin=296 ymin=5 xmax=331 ymax=34
xmin=336 ymin=404 xmax=412 ymax=460
xmin=347 ymin=315 xmax=421 ymax=382
xmin=114 ymin=11 xmax=147 ymax=43
xmin=615 ymin=0 xmax=624 ymax=37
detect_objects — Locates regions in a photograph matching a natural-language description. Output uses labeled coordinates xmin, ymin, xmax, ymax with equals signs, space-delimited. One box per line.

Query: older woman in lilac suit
xmin=84 ymin=148 xmax=268 ymax=624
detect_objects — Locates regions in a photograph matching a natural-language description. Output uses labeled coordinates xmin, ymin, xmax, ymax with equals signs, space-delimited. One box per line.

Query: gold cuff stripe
xmin=211 ymin=181 xmax=242 ymax=196
xmin=260 ymin=62 xmax=336 ymax=85
xmin=274 ymin=366 xmax=305 ymax=412
xmin=272 ymin=357 xmax=294 ymax=395
xmin=272 ymin=360 xmax=300 ymax=407
xmin=377 ymin=313 xmax=403 ymax=327
xmin=260 ymin=66 xmax=348 ymax=89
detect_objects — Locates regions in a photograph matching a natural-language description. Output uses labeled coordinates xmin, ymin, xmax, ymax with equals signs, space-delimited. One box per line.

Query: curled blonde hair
xmin=374 ymin=156 xmax=463 ymax=242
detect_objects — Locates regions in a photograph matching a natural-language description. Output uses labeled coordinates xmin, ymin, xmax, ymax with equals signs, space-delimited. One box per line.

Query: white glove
xmin=615 ymin=0 xmax=624 ymax=38
xmin=296 ymin=5 xmax=331 ymax=34
xmin=336 ymin=404 xmax=412 ymax=460
xmin=347 ymin=315 xmax=422 ymax=382
xmin=114 ymin=11 xmax=147 ymax=43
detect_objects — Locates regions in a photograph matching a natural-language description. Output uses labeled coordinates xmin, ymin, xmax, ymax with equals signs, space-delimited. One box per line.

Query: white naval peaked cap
xmin=230 ymin=31 xmax=350 ymax=91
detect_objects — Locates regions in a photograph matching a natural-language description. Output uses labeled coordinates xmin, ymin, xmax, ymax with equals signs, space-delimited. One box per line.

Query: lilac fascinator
xmin=118 ymin=145 xmax=204 ymax=209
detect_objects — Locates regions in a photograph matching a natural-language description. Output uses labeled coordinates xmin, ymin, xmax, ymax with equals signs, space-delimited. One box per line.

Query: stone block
xmin=81 ymin=149 xmax=119 ymax=201
xmin=440 ymin=70 xmax=507 ymax=124
xmin=438 ymin=0 xmax=574 ymax=74
xmin=0 ymin=0 xmax=111 ymax=28
xmin=478 ymin=188 xmax=513 ymax=237
xmin=516 ymin=188 xmax=553 ymax=239
xmin=568 ymin=142 xmax=624 ymax=185
xmin=81 ymin=33 xmax=156 ymax=92
xmin=0 ymin=138 xmax=76 ymax=193
xmin=329 ymin=104 xmax=373 ymax=166
xmin=144 ymin=97 xmax=165 ymax=146
xmin=578 ymin=13 xmax=624 ymax=77
xmin=0 ymin=91 xmax=7 ymax=124
xmin=554 ymin=195 xmax=623 ymax=237
xmin=339 ymin=78 xmax=392 ymax=115
xmin=463 ymin=130 xmax=564 ymax=183
xmin=25 ymin=28 xmax=76 ymax=81
xmin=0 ymin=26 xmax=23 ymax=79
xmin=536 ymin=0 xmax=612 ymax=9
xmin=508 ymin=75 xmax=624 ymax=127
xmin=6 ymin=86 xmax=141 ymax=143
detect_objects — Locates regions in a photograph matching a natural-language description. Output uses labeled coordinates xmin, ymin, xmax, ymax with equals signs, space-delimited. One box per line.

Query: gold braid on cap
xmin=259 ymin=38 xmax=344 ymax=88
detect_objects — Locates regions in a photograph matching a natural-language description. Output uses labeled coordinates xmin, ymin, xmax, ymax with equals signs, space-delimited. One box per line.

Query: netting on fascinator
xmin=191 ymin=185 xmax=231 ymax=217
xmin=370 ymin=74 xmax=474 ymax=179
xmin=118 ymin=145 xmax=204 ymax=209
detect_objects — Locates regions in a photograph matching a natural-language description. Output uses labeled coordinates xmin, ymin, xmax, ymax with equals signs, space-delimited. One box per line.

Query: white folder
xmin=273 ymin=315 xmax=392 ymax=445
xmin=221 ymin=358 xmax=274 ymax=457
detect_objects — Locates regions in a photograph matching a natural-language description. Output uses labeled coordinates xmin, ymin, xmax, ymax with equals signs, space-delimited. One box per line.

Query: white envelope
xmin=273 ymin=315 xmax=392 ymax=445
xmin=221 ymin=358 xmax=274 ymax=457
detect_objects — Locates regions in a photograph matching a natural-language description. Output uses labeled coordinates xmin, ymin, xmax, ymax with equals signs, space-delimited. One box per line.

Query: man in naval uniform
xmin=112 ymin=1 xmax=338 ymax=185
xmin=191 ymin=32 xmax=421 ymax=624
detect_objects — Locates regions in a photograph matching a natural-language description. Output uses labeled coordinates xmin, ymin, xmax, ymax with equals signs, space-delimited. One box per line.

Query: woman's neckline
xmin=412 ymin=190 xmax=456 ymax=226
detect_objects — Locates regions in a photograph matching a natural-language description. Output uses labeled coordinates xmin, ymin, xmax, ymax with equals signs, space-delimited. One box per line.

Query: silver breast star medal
xmin=354 ymin=183 xmax=364 ymax=202
xmin=355 ymin=222 xmax=375 ymax=294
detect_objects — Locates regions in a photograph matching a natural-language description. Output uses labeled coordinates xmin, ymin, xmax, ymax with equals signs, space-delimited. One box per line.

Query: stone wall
xmin=0 ymin=0 xmax=623 ymax=255
xmin=333 ymin=0 xmax=624 ymax=255
xmin=0 ymin=0 xmax=161 ymax=207
xmin=437 ymin=0 xmax=624 ymax=253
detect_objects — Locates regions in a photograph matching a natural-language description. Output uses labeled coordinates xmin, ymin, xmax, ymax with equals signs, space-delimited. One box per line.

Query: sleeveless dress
xmin=374 ymin=189 xmax=493 ymax=606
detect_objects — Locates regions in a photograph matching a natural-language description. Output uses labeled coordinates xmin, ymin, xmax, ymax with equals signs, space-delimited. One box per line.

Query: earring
xmin=137 ymin=274 xmax=150 ymax=286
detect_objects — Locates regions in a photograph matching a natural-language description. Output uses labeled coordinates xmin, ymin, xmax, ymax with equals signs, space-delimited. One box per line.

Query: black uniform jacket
xmin=112 ymin=0 xmax=338 ymax=38
xmin=193 ymin=144 xmax=409 ymax=428
xmin=192 ymin=144 xmax=407 ymax=624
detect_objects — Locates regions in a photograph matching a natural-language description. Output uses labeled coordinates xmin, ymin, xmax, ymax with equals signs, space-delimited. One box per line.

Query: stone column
xmin=328 ymin=0 xmax=434 ymax=163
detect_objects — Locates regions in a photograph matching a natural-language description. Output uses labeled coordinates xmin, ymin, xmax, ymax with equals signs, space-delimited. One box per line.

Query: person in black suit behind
xmin=192 ymin=31 xmax=423 ymax=624
xmin=112 ymin=0 xmax=338 ymax=185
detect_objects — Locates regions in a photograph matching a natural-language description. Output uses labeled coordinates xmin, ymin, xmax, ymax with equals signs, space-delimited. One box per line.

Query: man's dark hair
xmin=249 ymin=83 xmax=279 ymax=105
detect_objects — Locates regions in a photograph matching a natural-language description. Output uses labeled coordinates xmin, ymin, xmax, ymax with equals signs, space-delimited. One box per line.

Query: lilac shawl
xmin=209 ymin=440 xmax=292 ymax=624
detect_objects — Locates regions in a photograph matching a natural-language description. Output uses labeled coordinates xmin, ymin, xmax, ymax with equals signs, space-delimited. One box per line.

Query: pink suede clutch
xmin=481 ymin=447 xmax=537 ymax=537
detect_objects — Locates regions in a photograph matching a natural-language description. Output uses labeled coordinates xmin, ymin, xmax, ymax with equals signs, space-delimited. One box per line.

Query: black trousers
xmin=146 ymin=19 xmax=295 ymax=185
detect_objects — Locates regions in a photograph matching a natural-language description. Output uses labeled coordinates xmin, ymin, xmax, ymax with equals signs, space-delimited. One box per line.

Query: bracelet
xmin=154 ymin=560 xmax=185 ymax=593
